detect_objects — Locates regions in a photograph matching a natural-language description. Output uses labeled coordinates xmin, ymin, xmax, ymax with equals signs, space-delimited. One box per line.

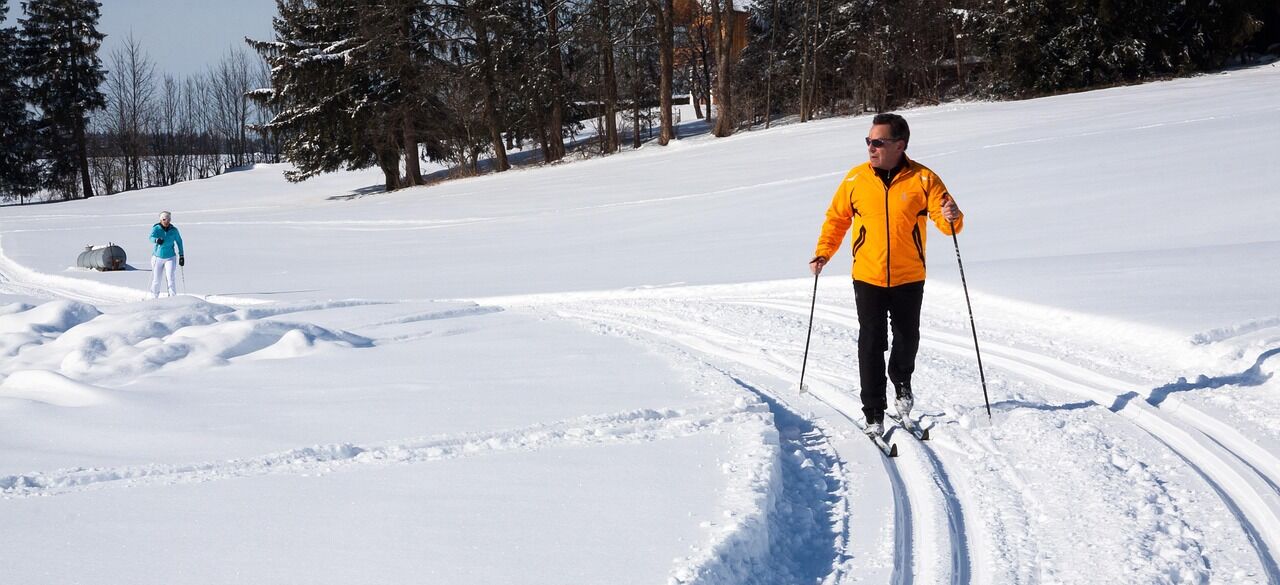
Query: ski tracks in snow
xmin=0 ymin=404 xmax=764 ymax=498
xmin=492 ymin=279 xmax=1280 ymax=584
xmin=744 ymin=296 xmax=1280 ymax=584
xmin=537 ymin=298 xmax=974 ymax=585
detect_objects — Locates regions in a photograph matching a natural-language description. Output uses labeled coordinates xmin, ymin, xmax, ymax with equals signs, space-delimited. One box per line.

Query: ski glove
xmin=178 ymin=256 xmax=185 ymax=267
xmin=156 ymin=238 xmax=164 ymax=245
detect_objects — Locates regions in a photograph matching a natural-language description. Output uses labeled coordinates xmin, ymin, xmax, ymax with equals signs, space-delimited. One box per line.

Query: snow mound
xmin=1 ymin=297 xmax=372 ymax=385
xmin=668 ymin=401 xmax=785 ymax=585
xmin=0 ymin=299 xmax=101 ymax=337
xmin=165 ymin=320 xmax=372 ymax=363
xmin=0 ymin=369 xmax=113 ymax=407
xmin=243 ymin=328 xmax=316 ymax=360
xmin=0 ymin=302 xmax=34 ymax=316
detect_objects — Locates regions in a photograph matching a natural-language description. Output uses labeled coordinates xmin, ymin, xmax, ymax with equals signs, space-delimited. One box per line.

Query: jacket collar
xmin=871 ymin=154 xmax=912 ymax=185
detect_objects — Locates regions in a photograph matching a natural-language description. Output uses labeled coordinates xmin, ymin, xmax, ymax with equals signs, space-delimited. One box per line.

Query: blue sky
xmin=97 ymin=0 xmax=277 ymax=79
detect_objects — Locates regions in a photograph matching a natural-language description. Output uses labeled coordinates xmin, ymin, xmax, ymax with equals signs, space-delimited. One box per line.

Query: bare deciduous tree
xmin=104 ymin=33 xmax=156 ymax=191
xmin=208 ymin=47 xmax=255 ymax=168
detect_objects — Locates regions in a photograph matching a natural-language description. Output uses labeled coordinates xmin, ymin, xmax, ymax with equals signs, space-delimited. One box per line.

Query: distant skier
xmin=809 ymin=113 xmax=964 ymax=438
xmin=149 ymin=210 xmax=185 ymax=298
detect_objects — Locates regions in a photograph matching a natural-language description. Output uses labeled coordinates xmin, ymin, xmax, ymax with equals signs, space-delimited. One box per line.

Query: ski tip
xmin=888 ymin=443 xmax=899 ymax=458
xmin=920 ymin=428 xmax=931 ymax=441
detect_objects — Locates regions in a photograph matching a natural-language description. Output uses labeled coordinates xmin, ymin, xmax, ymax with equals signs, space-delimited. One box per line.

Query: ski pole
xmin=948 ymin=217 xmax=992 ymax=419
xmin=798 ymin=269 xmax=820 ymax=394
xmin=180 ymin=265 xmax=186 ymax=295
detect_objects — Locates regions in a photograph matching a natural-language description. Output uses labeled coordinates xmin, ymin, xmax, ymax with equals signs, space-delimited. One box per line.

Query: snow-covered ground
xmin=2 ymin=63 xmax=1279 ymax=584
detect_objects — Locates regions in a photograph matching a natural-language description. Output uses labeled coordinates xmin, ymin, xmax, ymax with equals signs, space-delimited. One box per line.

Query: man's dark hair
xmin=872 ymin=113 xmax=910 ymax=147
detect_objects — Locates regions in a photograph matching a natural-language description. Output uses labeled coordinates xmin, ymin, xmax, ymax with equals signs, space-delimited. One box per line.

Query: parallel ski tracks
xmin=746 ymin=297 xmax=1280 ymax=582
xmin=550 ymin=301 xmax=973 ymax=585
xmin=545 ymin=290 xmax=1280 ymax=583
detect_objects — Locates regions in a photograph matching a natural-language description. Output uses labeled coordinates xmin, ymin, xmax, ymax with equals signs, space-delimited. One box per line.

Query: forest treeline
xmin=2 ymin=0 xmax=1277 ymax=202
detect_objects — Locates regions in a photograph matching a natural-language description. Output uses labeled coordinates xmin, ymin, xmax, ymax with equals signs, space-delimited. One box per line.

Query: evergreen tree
xmin=0 ymin=0 xmax=39 ymax=202
xmin=251 ymin=0 xmax=455 ymax=191
xmin=250 ymin=0 xmax=398 ymax=190
xmin=449 ymin=0 xmax=514 ymax=170
xmin=18 ymin=0 xmax=106 ymax=199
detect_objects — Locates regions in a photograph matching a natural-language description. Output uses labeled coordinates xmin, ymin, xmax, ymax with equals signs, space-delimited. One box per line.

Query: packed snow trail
xmin=486 ymin=276 xmax=1274 ymax=584
xmin=533 ymin=301 xmax=976 ymax=584
xmin=758 ymin=297 xmax=1280 ymax=582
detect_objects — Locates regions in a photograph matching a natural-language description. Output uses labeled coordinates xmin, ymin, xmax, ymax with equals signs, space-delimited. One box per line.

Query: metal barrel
xmin=77 ymin=244 xmax=127 ymax=271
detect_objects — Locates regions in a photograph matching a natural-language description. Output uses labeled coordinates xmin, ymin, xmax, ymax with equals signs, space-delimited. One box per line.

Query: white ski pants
xmin=151 ymin=255 xmax=177 ymax=298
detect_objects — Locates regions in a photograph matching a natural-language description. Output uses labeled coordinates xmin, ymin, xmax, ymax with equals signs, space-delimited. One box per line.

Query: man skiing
xmin=809 ymin=113 xmax=963 ymax=438
xmin=149 ymin=210 xmax=185 ymax=298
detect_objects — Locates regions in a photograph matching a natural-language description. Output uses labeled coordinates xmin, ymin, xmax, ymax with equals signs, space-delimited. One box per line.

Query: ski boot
xmin=864 ymin=414 xmax=884 ymax=438
xmin=894 ymin=381 xmax=914 ymax=419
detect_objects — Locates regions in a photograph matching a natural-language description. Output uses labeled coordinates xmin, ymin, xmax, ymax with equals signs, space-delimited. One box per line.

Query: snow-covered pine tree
xmin=0 ymin=0 xmax=39 ymax=203
xmin=18 ymin=0 xmax=106 ymax=199
xmin=249 ymin=0 xmax=393 ymax=190
xmin=251 ymin=0 xmax=457 ymax=191
xmin=355 ymin=0 xmax=456 ymax=186
xmin=966 ymin=0 xmax=1272 ymax=96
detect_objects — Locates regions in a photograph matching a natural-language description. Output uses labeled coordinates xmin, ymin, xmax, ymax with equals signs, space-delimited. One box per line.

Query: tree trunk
xmin=599 ymin=0 xmax=619 ymax=153
xmin=602 ymin=55 xmax=619 ymax=154
xmin=632 ymin=98 xmax=641 ymax=149
xmin=483 ymin=90 xmax=509 ymax=171
xmin=764 ymin=0 xmax=778 ymax=128
xmin=695 ymin=12 xmax=713 ymax=119
xmin=651 ymin=0 xmax=674 ymax=144
xmin=806 ymin=0 xmax=822 ymax=121
xmin=472 ymin=7 xmax=510 ymax=171
xmin=402 ymin=111 xmax=423 ymax=186
xmin=798 ymin=0 xmax=810 ymax=122
xmin=379 ymin=144 xmax=400 ymax=192
xmin=75 ymin=117 xmax=94 ymax=198
xmin=538 ymin=123 xmax=552 ymax=161
xmin=690 ymin=63 xmax=705 ymax=119
xmin=710 ymin=0 xmax=735 ymax=137
xmin=542 ymin=0 xmax=566 ymax=161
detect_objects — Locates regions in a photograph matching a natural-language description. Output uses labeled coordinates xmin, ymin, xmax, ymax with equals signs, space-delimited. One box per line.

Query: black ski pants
xmin=853 ymin=279 xmax=924 ymax=423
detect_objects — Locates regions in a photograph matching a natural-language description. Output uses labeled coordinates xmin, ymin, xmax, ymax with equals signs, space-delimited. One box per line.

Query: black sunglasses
xmin=865 ymin=137 xmax=901 ymax=148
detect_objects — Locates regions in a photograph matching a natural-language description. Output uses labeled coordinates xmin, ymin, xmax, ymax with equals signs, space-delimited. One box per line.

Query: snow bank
xmin=0 ymin=369 xmax=114 ymax=407
xmin=0 ymin=296 xmax=371 ymax=391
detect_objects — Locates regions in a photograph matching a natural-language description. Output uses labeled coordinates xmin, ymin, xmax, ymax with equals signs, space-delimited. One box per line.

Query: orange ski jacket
xmin=814 ymin=156 xmax=963 ymax=287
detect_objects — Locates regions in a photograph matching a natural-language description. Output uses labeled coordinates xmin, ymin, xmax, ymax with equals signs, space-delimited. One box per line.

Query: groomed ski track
xmin=486 ymin=277 xmax=1280 ymax=584
xmin=539 ymin=294 xmax=973 ymax=585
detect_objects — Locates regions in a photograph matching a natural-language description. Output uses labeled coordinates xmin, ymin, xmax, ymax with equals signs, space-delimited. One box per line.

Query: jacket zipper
xmin=883 ymin=181 xmax=891 ymax=287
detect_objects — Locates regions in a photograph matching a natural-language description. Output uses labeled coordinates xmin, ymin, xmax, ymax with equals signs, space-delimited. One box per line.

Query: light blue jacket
xmin=150 ymin=223 xmax=184 ymax=259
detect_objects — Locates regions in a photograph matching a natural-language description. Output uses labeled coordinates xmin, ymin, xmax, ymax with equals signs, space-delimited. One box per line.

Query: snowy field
xmin=2 ymin=63 xmax=1279 ymax=584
